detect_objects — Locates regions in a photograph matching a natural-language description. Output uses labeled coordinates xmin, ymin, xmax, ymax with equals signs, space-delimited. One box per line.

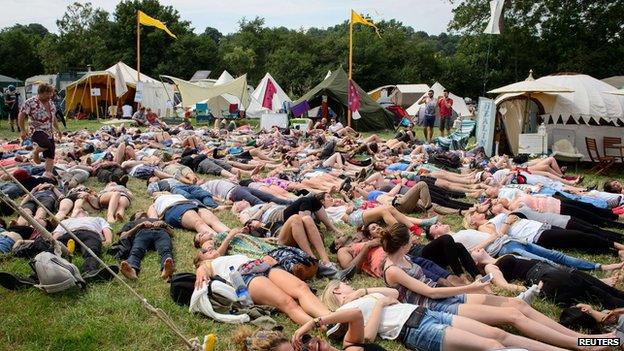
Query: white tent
xmin=246 ymin=73 xmax=292 ymax=118
xmin=392 ymin=84 xmax=430 ymax=107
xmin=406 ymin=82 xmax=470 ymax=117
xmin=494 ymin=74 xmax=624 ymax=159
xmin=163 ymin=74 xmax=250 ymax=114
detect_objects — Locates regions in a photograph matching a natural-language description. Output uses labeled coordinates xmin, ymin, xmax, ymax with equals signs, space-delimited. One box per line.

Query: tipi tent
xmin=406 ymin=82 xmax=470 ymax=117
xmin=246 ymin=73 xmax=292 ymax=118
xmin=293 ymin=68 xmax=394 ymax=131
xmin=0 ymin=74 xmax=21 ymax=89
xmin=602 ymin=76 xmax=624 ymax=89
xmin=493 ymin=73 xmax=624 ymax=159
xmin=65 ymin=62 xmax=173 ymax=117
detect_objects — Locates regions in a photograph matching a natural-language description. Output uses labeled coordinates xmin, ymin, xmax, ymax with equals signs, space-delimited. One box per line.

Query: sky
xmin=2 ymin=0 xmax=455 ymax=35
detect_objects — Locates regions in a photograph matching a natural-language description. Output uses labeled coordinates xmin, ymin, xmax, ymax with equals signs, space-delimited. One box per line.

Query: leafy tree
xmin=0 ymin=24 xmax=46 ymax=80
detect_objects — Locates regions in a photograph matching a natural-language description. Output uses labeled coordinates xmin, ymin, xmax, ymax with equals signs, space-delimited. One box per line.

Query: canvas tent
xmin=246 ymin=73 xmax=292 ymax=118
xmin=0 ymin=74 xmax=21 ymax=89
xmin=392 ymin=84 xmax=430 ymax=107
xmin=602 ymin=76 xmax=624 ymax=89
xmin=368 ymin=85 xmax=396 ymax=102
xmin=64 ymin=62 xmax=174 ymax=117
xmin=162 ymin=73 xmax=251 ymax=117
xmin=406 ymin=82 xmax=471 ymax=117
xmin=493 ymin=74 xmax=624 ymax=159
xmin=293 ymin=68 xmax=394 ymax=131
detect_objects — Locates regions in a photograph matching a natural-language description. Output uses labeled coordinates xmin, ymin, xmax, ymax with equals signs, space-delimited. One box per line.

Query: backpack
xmin=31 ymin=252 xmax=86 ymax=293
xmin=268 ymin=246 xmax=318 ymax=281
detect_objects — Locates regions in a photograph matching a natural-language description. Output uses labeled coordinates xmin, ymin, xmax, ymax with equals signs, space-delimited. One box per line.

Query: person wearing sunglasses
xmin=234 ymin=308 xmax=386 ymax=351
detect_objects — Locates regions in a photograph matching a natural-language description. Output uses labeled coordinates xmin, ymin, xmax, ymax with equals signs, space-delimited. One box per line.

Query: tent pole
xmin=78 ymin=81 xmax=88 ymax=120
xmin=67 ymin=82 xmax=79 ymax=121
xmin=137 ymin=10 xmax=141 ymax=82
xmin=347 ymin=15 xmax=353 ymax=128
xmin=158 ymin=75 xmax=173 ymax=118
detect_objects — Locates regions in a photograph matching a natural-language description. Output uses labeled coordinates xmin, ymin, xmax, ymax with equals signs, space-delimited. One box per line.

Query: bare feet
xmin=120 ymin=260 xmax=138 ymax=280
xmin=601 ymin=262 xmax=624 ymax=271
xmin=161 ymin=257 xmax=175 ymax=280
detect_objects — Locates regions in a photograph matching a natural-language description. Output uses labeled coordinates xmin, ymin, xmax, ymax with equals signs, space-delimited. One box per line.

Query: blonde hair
xmin=462 ymin=211 xmax=478 ymax=230
xmin=233 ymin=326 xmax=288 ymax=351
xmin=320 ymin=280 xmax=342 ymax=312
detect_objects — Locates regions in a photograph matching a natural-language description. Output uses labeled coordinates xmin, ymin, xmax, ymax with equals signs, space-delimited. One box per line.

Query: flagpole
xmin=347 ymin=14 xmax=353 ymax=128
xmin=136 ymin=10 xmax=140 ymax=81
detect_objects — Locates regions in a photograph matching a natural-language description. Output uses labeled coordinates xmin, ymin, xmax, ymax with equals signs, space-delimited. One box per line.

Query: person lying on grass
xmin=380 ymin=222 xmax=614 ymax=350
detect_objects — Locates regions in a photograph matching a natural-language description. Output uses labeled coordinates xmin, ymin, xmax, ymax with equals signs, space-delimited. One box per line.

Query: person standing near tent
xmin=438 ymin=89 xmax=454 ymax=137
xmin=4 ymin=85 xmax=20 ymax=132
xmin=18 ymin=83 xmax=61 ymax=179
xmin=417 ymin=90 xmax=436 ymax=143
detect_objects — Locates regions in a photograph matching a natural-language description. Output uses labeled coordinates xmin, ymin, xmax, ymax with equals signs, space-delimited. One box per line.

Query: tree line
xmin=1 ymin=0 xmax=622 ymax=99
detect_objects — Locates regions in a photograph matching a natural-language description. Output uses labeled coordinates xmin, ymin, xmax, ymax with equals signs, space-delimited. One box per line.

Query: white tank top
xmin=153 ymin=194 xmax=189 ymax=217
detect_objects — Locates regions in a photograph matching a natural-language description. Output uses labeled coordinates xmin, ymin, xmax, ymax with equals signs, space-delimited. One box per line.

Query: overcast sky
xmin=2 ymin=0 xmax=455 ymax=35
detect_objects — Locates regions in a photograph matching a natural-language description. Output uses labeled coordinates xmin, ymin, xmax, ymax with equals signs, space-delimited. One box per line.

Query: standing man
xmin=417 ymin=89 xmax=436 ymax=143
xmin=437 ymin=89 xmax=454 ymax=137
xmin=18 ymin=83 xmax=61 ymax=179
xmin=4 ymin=85 xmax=20 ymax=132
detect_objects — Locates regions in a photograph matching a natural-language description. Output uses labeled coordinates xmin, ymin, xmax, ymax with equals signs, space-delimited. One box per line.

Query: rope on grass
xmin=0 ymin=164 xmax=204 ymax=351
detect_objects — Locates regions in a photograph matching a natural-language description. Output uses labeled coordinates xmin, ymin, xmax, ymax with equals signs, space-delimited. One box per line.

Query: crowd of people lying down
xmin=1 ymin=118 xmax=624 ymax=351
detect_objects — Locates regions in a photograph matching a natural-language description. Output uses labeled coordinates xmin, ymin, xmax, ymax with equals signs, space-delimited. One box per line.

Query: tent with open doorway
xmin=293 ymin=68 xmax=394 ymax=131
xmin=246 ymin=73 xmax=292 ymax=118
xmin=64 ymin=61 xmax=173 ymax=118
xmin=493 ymin=73 xmax=624 ymax=159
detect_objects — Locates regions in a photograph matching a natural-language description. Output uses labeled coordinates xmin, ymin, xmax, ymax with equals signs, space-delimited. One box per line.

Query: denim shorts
xmin=402 ymin=309 xmax=453 ymax=351
xmin=347 ymin=209 xmax=364 ymax=227
xmin=0 ymin=235 xmax=15 ymax=253
xmin=163 ymin=202 xmax=199 ymax=228
xmin=427 ymin=294 xmax=466 ymax=314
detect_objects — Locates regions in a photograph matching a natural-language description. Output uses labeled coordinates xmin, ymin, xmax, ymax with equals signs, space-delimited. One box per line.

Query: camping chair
xmin=434 ymin=118 xmax=476 ymax=151
xmin=585 ymin=137 xmax=615 ymax=175
xmin=195 ymin=102 xmax=213 ymax=125
xmin=551 ymin=139 xmax=583 ymax=172
xmin=603 ymin=137 xmax=624 ymax=163
xmin=222 ymin=104 xmax=240 ymax=120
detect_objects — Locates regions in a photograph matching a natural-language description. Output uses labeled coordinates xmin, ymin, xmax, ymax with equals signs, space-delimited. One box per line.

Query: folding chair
xmin=603 ymin=136 xmax=624 ymax=163
xmin=195 ymin=102 xmax=213 ymax=125
xmin=435 ymin=118 xmax=476 ymax=151
xmin=585 ymin=137 xmax=615 ymax=175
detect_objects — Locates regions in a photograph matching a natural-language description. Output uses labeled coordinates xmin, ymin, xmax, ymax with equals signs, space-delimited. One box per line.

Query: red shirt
xmin=437 ymin=97 xmax=453 ymax=118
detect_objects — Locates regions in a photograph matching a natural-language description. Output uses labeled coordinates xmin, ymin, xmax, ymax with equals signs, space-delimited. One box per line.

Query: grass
xmin=0 ymin=118 xmax=623 ymax=351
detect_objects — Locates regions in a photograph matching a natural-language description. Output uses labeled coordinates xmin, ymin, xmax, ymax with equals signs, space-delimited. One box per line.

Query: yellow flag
xmin=351 ymin=10 xmax=381 ymax=38
xmin=138 ymin=10 xmax=177 ymax=38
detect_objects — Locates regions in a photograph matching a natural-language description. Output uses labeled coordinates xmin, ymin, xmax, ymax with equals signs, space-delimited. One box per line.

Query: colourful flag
xmin=138 ymin=10 xmax=177 ymax=38
xmin=351 ymin=10 xmax=381 ymax=38
xmin=262 ymin=78 xmax=277 ymax=109
xmin=348 ymin=79 xmax=360 ymax=112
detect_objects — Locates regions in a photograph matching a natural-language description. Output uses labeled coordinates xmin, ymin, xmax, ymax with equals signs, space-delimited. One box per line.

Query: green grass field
xmin=0 ymin=119 xmax=622 ymax=351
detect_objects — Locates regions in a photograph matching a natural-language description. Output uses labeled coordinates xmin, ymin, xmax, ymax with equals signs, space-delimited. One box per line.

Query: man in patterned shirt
xmin=18 ymin=83 xmax=62 ymax=178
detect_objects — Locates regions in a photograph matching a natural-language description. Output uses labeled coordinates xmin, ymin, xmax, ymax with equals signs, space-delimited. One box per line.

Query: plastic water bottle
xmin=228 ymin=266 xmax=254 ymax=306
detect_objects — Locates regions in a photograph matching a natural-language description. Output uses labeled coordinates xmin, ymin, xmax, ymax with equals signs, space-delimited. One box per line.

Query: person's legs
xmin=153 ymin=230 xmax=173 ymax=269
xmin=267 ymin=268 xmax=331 ymax=318
xmin=394 ymin=181 xmax=431 ymax=213
xmin=536 ymin=228 xmax=614 ymax=253
xmin=55 ymin=198 xmax=73 ymax=221
xmin=196 ymin=208 xmax=229 ymax=232
xmin=449 ymin=314 xmax=568 ymax=351
xmin=500 ymin=241 xmax=599 ymax=271
xmin=77 ymin=231 xmax=102 ymax=273
xmin=114 ymin=142 xmax=126 ymax=164
xmin=247 ymin=276 xmax=313 ymax=325
xmin=180 ymin=210 xmax=214 ymax=234
xmin=566 ymin=218 xmax=623 ymax=243
xmin=247 ymin=188 xmax=292 ymax=205
xmin=106 ymin=192 xmax=120 ymax=223
xmin=125 ymin=232 xmax=150 ymax=271
xmin=114 ymin=196 xmax=130 ymax=221
xmin=279 ymin=214 xmax=316 ymax=259
xmin=300 ymin=215 xmax=330 ymax=263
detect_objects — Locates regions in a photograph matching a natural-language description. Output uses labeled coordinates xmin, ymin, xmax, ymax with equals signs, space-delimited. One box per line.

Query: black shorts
xmin=9 ymin=109 xmax=18 ymax=120
xmin=22 ymin=195 xmax=57 ymax=214
xmin=31 ymin=131 xmax=55 ymax=160
xmin=439 ymin=116 xmax=452 ymax=131
xmin=423 ymin=115 xmax=436 ymax=128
